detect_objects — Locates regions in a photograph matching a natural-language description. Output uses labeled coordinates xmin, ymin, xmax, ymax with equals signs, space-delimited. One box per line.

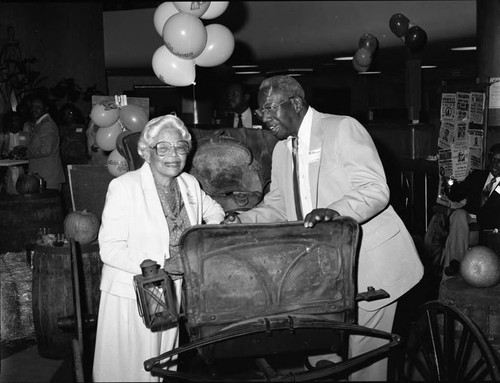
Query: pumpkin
xmin=64 ymin=209 xmax=100 ymax=245
xmin=16 ymin=174 xmax=40 ymax=195
xmin=460 ymin=246 xmax=500 ymax=288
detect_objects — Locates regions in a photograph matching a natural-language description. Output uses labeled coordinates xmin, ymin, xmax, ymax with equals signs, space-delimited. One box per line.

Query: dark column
xmin=405 ymin=55 xmax=422 ymax=124
xmin=477 ymin=0 xmax=500 ymax=148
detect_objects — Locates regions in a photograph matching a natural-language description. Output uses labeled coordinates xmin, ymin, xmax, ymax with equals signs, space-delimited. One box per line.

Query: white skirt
xmin=92 ymin=291 xmax=179 ymax=382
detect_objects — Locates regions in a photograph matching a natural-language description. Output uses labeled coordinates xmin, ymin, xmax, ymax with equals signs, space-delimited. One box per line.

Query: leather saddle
xmin=189 ymin=133 xmax=264 ymax=213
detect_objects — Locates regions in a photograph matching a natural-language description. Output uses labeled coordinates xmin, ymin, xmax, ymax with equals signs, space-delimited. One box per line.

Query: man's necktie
xmin=291 ymin=136 xmax=303 ymax=220
xmin=480 ymin=177 xmax=497 ymax=206
xmin=236 ymin=113 xmax=243 ymax=128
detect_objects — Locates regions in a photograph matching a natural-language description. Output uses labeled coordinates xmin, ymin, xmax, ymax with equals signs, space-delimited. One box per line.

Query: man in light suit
xmin=224 ymin=75 xmax=423 ymax=381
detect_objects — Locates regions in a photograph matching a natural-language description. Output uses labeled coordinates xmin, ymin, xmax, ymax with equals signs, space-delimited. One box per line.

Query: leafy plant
xmin=50 ymin=78 xmax=82 ymax=103
xmin=0 ymin=56 xmax=48 ymax=108
xmin=50 ymin=78 xmax=105 ymax=106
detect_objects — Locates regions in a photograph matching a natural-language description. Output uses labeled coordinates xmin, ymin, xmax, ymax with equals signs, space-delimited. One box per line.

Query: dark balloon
xmin=389 ymin=13 xmax=410 ymax=38
xmin=353 ymin=58 xmax=369 ymax=72
xmin=354 ymin=48 xmax=372 ymax=67
xmin=404 ymin=25 xmax=427 ymax=52
xmin=359 ymin=33 xmax=378 ymax=54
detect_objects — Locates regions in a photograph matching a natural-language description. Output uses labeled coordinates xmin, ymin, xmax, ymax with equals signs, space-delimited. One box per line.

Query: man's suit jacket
xmin=222 ymin=108 xmax=266 ymax=129
xmin=449 ymin=169 xmax=500 ymax=229
xmin=238 ymin=108 xmax=424 ymax=311
xmin=26 ymin=114 xmax=65 ymax=188
xmin=98 ymin=163 xmax=225 ymax=300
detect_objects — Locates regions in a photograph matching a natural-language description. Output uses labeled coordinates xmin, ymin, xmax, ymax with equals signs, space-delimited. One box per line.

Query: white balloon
xmin=95 ymin=121 xmax=123 ymax=152
xmin=153 ymin=2 xmax=178 ymax=37
xmin=162 ymin=12 xmax=207 ymax=60
xmin=194 ymin=24 xmax=234 ymax=67
xmin=152 ymin=45 xmax=196 ymax=86
xmin=201 ymin=1 xmax=229 ymax=19
xmin=107 ymin=149 xmax=129 ymax=177
xmin=173 ymin=1 xmax=211 ymax=17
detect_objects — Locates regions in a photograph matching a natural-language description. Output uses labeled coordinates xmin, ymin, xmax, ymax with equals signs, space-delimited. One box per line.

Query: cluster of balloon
xmin=353 ymin=33 xmax=378 ymax=72
xmin=152 ymin=2 xmax=234 ymax=87
xmin=389 ymin=13 xmax=427 ymax=52
xmin=89 ymin=100 xmax=148 ymax=177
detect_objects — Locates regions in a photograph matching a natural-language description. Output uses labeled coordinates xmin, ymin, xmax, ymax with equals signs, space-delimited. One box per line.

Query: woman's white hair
xmin=137 ymin=114 xmax=192 ymax=161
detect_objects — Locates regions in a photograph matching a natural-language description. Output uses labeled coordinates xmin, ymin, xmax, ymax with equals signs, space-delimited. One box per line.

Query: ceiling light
xmin=234 ymin=71 xmax=261 ymax=75
xmin=333 ymin=56 xmax=354 ymax=61
xmin=232 ymin=65 xmax=259 ymax=68
xmin=288 ymin=68 xmax=314 ymax=72
xmin=450 ymin=46 xmax=476 ymax=51
xmin=357 ymin=71 xmax=381 ymax=75
xmin=421 ymin=65 xmax=437 ymax=69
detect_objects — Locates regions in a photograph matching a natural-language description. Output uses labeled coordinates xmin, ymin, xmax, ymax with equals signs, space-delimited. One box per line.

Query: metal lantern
xmin=134 ymin=259 xmax=178 ymax=331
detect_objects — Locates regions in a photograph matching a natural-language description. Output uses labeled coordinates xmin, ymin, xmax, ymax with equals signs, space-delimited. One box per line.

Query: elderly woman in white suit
xmin=93 ymin=114 xmax=225 ymax=382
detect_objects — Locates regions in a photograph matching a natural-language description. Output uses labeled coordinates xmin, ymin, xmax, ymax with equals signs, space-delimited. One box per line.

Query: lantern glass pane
xmin=144 ymin=281 xmax=168 ymax=316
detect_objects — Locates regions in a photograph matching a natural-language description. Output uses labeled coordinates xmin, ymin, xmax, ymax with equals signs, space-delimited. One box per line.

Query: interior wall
xmin=0 ymin=2 xmax=106 ymax=117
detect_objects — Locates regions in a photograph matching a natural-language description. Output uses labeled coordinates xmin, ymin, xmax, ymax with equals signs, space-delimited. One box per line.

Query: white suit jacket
xmin=99 ymin=162 xmax=225 ymax=300
xmin=238 ymin=108 xmax=424 ymax=310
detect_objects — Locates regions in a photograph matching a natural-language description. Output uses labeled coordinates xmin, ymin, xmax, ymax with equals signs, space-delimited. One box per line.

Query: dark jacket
xmin=449 ymin=170 xmax=500 ymax=229
xmin=220 ymin=109 xmax=266 ymax=129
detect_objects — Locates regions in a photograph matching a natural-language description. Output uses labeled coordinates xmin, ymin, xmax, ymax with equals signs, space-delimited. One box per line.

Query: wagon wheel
xmin=399 ymin=300 xmax=500 ymax=381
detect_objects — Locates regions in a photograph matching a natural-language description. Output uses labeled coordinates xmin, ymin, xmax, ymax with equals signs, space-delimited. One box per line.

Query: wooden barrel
xmin=0 ymin=190 xmax=65 ymax=253
xmin=32 ymin=242 xmax=102 ymax=359
xmin=439 ymin=276 xmax=500 ymax=357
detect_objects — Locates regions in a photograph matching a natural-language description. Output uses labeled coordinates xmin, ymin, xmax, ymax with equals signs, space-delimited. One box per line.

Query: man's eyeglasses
xmin=258 ymin=97 xmax=294 ymax=116
xmin=150 ymin=141 xmax=190 ymax=156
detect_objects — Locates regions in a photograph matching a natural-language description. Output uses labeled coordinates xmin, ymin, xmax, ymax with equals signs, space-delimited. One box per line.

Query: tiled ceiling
xmin=103 ymin=1 xmax=477 ymax=78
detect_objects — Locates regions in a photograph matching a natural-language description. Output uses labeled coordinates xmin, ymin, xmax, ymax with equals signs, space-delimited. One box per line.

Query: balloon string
xmin=192 ymin=83 xmax=198 ymax=125
xmin=408 ymin=49 xmax=414 ymax=121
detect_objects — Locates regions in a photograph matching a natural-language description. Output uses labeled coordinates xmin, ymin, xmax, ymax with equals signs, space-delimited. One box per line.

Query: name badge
xmin=76 ymin=128 xmax=83 ymax=133
xmin=308 ymin=148 xmax=321 ymax=163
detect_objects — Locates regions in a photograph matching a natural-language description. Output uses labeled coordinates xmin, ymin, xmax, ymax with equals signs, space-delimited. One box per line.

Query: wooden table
xmin=0 ymin=159 xmax=29 ymax=167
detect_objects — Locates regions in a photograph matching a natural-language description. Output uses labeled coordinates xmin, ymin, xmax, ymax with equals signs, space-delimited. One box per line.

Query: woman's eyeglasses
xmin=150 ymin=141 xmax=190 ymax=156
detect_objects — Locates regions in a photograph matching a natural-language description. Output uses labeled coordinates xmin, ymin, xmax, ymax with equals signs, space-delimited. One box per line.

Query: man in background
xmin=26 ymin=95 xmax=65 ymax=191
xmin=425 ymin=143 xmax=500 ymax=278
xmin=225 ymin=81 xmax=264 ymax=129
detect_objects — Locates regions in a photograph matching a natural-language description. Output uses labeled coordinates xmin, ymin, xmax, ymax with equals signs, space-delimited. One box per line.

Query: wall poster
xmin=436 ymin=91 xmax=485 ymax=206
